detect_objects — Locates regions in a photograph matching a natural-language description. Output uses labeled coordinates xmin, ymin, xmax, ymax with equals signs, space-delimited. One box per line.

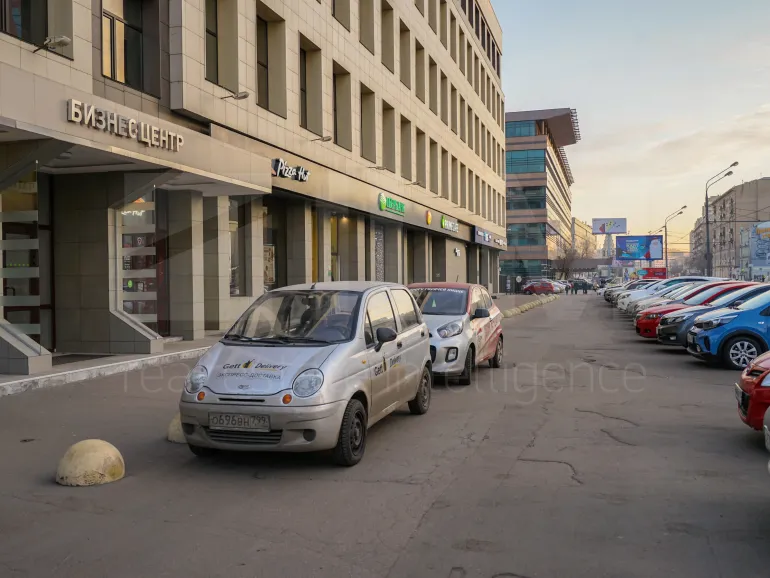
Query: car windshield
xmin=710 ymin=285 xmax=765 ymax=307
xmin=683 ymin=285 xmax=737 ymax=306
xmin=224 ymin=290 xmax=361 ymax=343
xmin=736 ymin=289 xmax=770 ymax=311
xmin=660 ymin=284 xmax=694 ymax=298
xmin=411 ymin=287 xmax=468 ymax=315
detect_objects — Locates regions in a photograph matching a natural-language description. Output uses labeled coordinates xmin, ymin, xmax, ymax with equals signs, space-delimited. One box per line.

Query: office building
xmin=571 ymin=217 xmax=596 ymax=257
xmin=500 ymin=108 xmax=580 ymax=279
xmin=0 ymin=0 xmax=506 ymax=374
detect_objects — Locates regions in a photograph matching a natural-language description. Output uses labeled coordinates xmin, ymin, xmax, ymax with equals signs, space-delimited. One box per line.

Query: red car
xmin=736 ymin=351 xmax=770 ymax=430
xmin=522 ymin=280 xmax=554 ymax=295
xmin=634 ymin=281 xmax=755 ymax=338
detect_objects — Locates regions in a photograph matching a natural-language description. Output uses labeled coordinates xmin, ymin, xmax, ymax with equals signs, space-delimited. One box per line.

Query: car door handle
xmin=397 ymin=341 xmax=403 ymax=348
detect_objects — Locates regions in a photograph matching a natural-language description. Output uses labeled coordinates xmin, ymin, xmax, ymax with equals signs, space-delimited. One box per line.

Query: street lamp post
xmin=664 ymin=206 xmax=686 ymax=273
xmin=704 ymin=162 xmax=738 ymax=276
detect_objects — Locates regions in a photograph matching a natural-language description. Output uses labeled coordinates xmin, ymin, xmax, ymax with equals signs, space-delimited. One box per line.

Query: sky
xmin=491 ymin=0 xmax=770 ymax=250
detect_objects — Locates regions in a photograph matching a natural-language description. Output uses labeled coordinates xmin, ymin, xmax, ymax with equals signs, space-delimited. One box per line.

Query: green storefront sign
xmin=378 ymin=192 xmax=405 ymax=216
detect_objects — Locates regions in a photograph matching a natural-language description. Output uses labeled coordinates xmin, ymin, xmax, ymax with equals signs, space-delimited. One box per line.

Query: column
xmin=202 ymin=196 xmax=230 ymax=331
xmin=365 ymin=217 xmax=376 ymax=281
xmin=247 ymin=197 xmax=265 ymax=297
xmin=384 ymin=223 xmax=403 ymax=283
xmin=412 ymin=231 xmax=430 ymax=282
xmin=467 ymin=245 xmax=480 ymax=283
xmin=479 ymin=247 xmax=491 ymax=290
xmin=286 ymin=202 xmax=312 ymax=285
xmin=167 ymin=192 xmax=205 ymax=340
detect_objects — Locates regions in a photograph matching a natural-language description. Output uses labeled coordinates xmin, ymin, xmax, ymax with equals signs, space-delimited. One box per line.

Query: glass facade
xmin=506 ymin=223 xmax=546 ymax=246
xmin=505 ymin=149 xmax=546 ymax=174
xmin=500 ymin=259 xmax=546 ymax=278
xmin=506 ymin=186 xmax=546 ymax=210
xmin=505 ymin=121 xmax=536 ymax=138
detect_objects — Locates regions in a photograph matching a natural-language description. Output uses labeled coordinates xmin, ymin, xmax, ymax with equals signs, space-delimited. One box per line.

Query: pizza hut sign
xmin=272 ymin=158 xmax=310 ymax=182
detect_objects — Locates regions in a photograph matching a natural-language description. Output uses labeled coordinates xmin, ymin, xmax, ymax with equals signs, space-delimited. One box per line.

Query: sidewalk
xmin=0 ymin=333 xmax=220 ymax=397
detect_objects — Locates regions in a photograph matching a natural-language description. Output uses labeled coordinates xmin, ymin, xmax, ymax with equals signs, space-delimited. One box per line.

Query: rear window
xmin=411 ymin=287 xmax=468 ymax=316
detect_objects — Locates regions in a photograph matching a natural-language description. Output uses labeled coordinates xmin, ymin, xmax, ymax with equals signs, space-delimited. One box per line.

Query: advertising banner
xmin=615 ymin=235 xmax=663 ymax=261
xmin=749 ymin=221 xmax=770 ymax=267
xmin=592 ymin=218 xmax=627 ymax=235
xmin=636 ymin=267 xmax=667 ymax=279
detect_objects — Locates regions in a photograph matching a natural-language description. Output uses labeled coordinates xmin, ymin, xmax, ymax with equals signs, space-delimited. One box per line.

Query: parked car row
xmin=603 ymin=276 xmax=770 ymax=449
xmin=179 ymin=281 xmax=505 ymax=466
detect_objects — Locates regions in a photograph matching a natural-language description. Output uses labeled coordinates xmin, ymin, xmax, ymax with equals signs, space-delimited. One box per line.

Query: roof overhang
xmin=505 ymin=108 xmax=581 ymax=147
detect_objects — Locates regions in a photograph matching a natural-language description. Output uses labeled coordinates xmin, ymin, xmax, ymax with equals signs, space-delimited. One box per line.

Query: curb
xmin=0 ymin=347 xmax=208 ymax=398
xmin=502 ymin=295 xmax=559 ymax=318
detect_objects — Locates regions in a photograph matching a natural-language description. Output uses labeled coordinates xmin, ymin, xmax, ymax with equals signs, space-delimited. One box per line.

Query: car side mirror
xmin=473 ymin=308 xmax=490 ymax=319
xmin=374 ymin=327 xmax=397 ymax=352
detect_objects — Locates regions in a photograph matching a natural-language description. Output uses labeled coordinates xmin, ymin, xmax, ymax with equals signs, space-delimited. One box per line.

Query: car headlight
xmin=292 ymin=368 xmax=324 ymax=397
xmin=437 ymin=320 xmax=464 ymax=338
xmin=185 ymin=365 xmax=208 ymax=393
xmin=645 ymin=313 xmax=661 ymax=319
xmin=667 ymin=312 xmax=694 ymax=324
xmin=702 ymin=315 xmax=737 ymax=330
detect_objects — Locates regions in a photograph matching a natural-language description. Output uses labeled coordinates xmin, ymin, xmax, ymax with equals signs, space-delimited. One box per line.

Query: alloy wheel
xmin=729 ymin=340 xmax=758 ymax=368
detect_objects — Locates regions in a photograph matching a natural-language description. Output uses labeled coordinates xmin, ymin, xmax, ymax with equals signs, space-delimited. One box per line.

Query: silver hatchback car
xmin=179 ymin=282 xmax=432 ymax=466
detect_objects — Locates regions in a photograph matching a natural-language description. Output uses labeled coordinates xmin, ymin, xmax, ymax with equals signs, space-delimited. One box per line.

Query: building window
xmin=507 ymin=223 xmax=547 ymax=247
xmin=256 ymin=16 xmax=269 ymax=108
xmin=506 ymin=186 xmax=546 ymax=210
xmin=299 ymin=47 xmax=308 ymax=129
xmin=1 ymin=0 xmax=46 ymax=46
xmin=505 ymin=121 xmax=537 ymax=138
xmin=204 ymin=0 xmax=218 ymax=84
xmin=506 ymin=149 xmax=546 ymax=174
xmin=229 ymin=199 xmax=247 ymax=296
xmin=102 ymin=0 xmax=143 ymax=90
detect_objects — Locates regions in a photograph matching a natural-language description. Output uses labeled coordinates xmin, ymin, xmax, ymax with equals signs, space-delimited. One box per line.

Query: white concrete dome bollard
xmin=55 ymin=439 xmax=125 ymax=486
xmin=167 ymin=413 xmax=186 ymax=444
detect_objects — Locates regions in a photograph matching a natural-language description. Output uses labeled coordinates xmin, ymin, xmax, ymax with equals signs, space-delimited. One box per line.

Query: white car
xmin=628 ymin=283 xmax=702 ymax=316
xmin=616 ymin=277 xmax=719 ymax=312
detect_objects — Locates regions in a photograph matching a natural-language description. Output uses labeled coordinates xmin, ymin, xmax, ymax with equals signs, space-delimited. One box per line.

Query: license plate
xmin=209 ymin=413 xmax=270 ymax=431
xmin=735 ymin=384 xmax=743 ymax=403
xmin=687 ymin=334 xmax=695 ymax=345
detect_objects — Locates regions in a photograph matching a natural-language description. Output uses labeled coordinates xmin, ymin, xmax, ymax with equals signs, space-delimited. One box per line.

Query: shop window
xmin=120 ymin=190 xmax=163 ymax=333
xmin=229 ymin=199 xmax=246 ymax=296
xmin=263 ymin=198 xmax=286 ymax=291
xmin=102 ymin=0 xmax=143 ymax=90
xmin=1 ymin=0 xmax=46 ymax=46
xmin=204 ymin=0 xmax=218 ymax=84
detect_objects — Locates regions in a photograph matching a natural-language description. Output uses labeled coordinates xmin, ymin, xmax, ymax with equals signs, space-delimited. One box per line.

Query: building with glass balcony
xmin=500 ymin=109 xmax=580 ymax=280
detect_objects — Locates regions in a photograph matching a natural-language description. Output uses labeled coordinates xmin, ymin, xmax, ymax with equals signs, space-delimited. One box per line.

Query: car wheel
xmin=408 ymin=366 xmax=432 ymax=415
xmin=723 ymin=336 xmax=762 ymax=370
xmin=332 ymin=398 xmax=367 ymax=467
xmin=458 ymin=346 xmax=475 ymax=385
xmin=489 ymin=337 xmax=503 ymax=368
xmin=188 ymin=444 xmax=216 ymax=458
xmin=524 ymin=290 xmax=532 ymax=295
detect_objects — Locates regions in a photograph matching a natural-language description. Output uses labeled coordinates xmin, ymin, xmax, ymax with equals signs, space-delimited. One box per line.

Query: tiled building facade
xmin=0 ymin=0 xmax=506 ymax=374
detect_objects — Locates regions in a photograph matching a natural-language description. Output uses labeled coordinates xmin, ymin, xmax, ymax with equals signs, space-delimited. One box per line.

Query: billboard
xmin=636 ymin=267 xmax=667 ymax=279
xmin=615 ymin=235 xmax=663 ymax=261
xmin=592 ymin=218 xmax=627 ymax=235
xmin=749 ymin=221 xmax=770 ymax=267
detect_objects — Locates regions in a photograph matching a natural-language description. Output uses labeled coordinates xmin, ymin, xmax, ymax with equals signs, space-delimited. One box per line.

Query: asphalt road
xmin=1 ymin=295 xmax=769 ymax=577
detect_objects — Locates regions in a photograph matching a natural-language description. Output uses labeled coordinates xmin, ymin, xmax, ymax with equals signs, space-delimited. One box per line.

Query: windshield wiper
xmin=223 ymin=334 xmax=284 ymax=344
xmin=275 ymin=336 xmax=333 ymax=344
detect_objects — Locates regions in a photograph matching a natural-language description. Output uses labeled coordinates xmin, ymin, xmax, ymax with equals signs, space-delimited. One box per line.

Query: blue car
xmin=687 ymin=290 xmax=770 ymax=370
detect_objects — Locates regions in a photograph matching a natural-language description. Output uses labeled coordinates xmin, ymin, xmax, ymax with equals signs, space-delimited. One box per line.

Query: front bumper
xmin=430 ymin=334 xmax=471 ymax=376
xmin=180 ymin=398 xmax=348 ymax=452
xmin=635 ymin=317 xmax=660 ymax=338
xmin=657 ymin=321 xmax=688 ymax=346
xmin=735 ymin=381 xmax=770 ymax=431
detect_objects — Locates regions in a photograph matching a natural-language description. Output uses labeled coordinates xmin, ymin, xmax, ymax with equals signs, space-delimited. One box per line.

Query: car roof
xmin=408 ymin=282 xmax=476 ymax=289
xmin=279 ymin=281 xmax=403 ymax=293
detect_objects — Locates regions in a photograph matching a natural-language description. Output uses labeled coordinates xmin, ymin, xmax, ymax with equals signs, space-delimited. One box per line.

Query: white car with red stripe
xmin=409 ymin=283 xmax=504 ymax=385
